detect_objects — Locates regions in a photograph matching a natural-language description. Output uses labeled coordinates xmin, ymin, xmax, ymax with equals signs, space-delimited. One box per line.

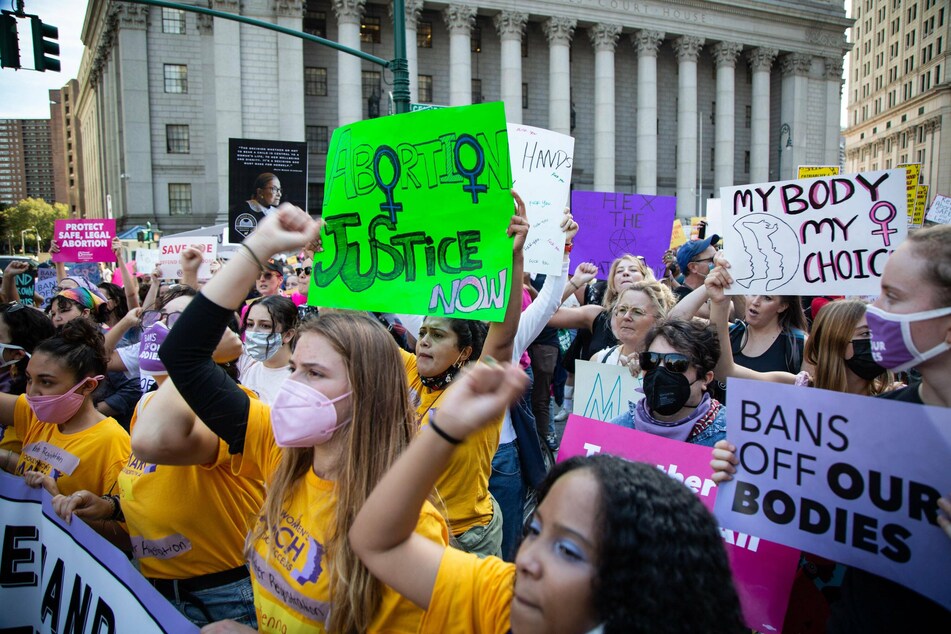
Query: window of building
xmin=710 ymin=147 xmax=715 ymax=171
xmin=471 ymin=78 xmax=483 ymax=104
xmin=917 ymin=149 xmax=926 ymax=164
xmin=306 ymin=125 xmax=328 ymax=154
xmin=162 ymin=8 xmax=185 ymax=34
xmin=522 ymin=83 xmax=528 ymax=109
xmin=471 ymin=26 xmax=482 ymax=53
xmin=168 ymin=184 xmax=192 ymax=215
xmin=744 ymin=151 xmax=750 ymax=174
xmin=361 ymin=15 xmax=381 ymax=43
xmin=304 ymin=10 xmax=326 ymax=37
xmin=418 ymin=21 xmax=433 ymax=48
xmin=745 ymin=105 xmax=751 ymax=129
xmin=308 ymin=183 xmax=324 ymax=215
xmin=419 ymin=75 xmax=433 ymax=102
xmin=362 ymin=70 xmax=381 ymax=100
xmin=166 ymin=125 xmax=190 ymax=154
xmin=305 ymin=67 xmax=328 ymax=96
xmin=163 ymin=65 xmax=188 ymax=93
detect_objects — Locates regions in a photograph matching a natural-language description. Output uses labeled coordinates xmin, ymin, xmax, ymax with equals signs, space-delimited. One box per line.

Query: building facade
xmin=843 ymin=0 xmax=949 ymax=203
xmin=49 ymin=80 xmax=86 ymax=217
xmin=76 ymin=0 xmax=851 ymax=230
xmin=0 ymin=119 xmax=56 ymax=208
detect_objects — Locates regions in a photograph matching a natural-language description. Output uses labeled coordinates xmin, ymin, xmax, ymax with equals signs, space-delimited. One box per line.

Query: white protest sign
xmin=158 ymin=237 xmax=217 ymax=281
xmin=705 ymin=198 xmax=723 ymax=238
xmin=925 ymin=194 xmax=951 ymax=225
xmin=508 ymin=123 xmax=574 ymax=276
xmin=134 ymin=248 xmax=161 ymax=276
xmin=572 ymin=359 xmax=644 ymax=422
xmin=720 ymin=169 xmax=907 ymax=295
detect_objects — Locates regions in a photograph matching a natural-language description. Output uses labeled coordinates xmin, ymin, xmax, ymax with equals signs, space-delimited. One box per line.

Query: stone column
xmin=391 ymin=0 xmax=424 ymax=103
xmin=780 ymin=53 xmax=813 ymax=180
xmin=589 ymin=24 xmax=621 ymax=191
xmin=747 ymin=48 xmax=777 ymax=183
xmin=276 ymin=0 xmax=305 ymax=140
xmin=444 ymin=5 xmax=476 ymax=106
xmin=824 ymin=57 xmax=844 ymax=166
xmin=674 ymin=35 xmax=704 ymax=217
xmin=633 ymin=30 xmax=664 ymax=194
xmin=713 ymin=42 xmax=742 ymax=191
xmin=495 ymin=11 xmax=528 ymax=124
xmin=333 ymin=0 xmax=365 ymax=126
xmin=544 ymin=17 xmax=576 ymax=136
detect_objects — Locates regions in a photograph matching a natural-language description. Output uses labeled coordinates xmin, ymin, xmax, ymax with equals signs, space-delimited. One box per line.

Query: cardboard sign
xmin=52 ymin=219 xmax=116 ymax=263
xmin=134 ymin=249 xmax=161 ymax=277
xmin=925 ymin=194 xmax=951 ymax=225
xmin=559 ymin=416 xmax=800 ymax=632
xmin=798 ymin=165 xmax=841 ymax=178
xmin=913 ymin=184 xmax=929 ymax=226
xmin=714 ymin=379 xmax=951 ymax=610
xmin=0 ymin=472 xmax=198 ymax=632
xmin=897 ymin=163 xmax=920 ymax=225
xmin=669 ymin=219 xmax=687 ymax=249
xmin=720 ymin=169 xmax=907 ymax=295
xmin=508 ymin=123 xmax=574 ymax=275
xmin=314 ymin=102 xmax=514 ymax=321
xmin=569 ymin=191 xmax=677 ymax=279
xmin=158 ymin=237 xmax=217 ymax=281
xmin=572 ymin=359 xmax=644 ymax=422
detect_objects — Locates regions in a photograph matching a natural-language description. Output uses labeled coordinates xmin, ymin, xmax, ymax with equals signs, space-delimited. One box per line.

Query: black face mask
xmin=845 ymin=339 xmax=887 ymax=381
xmin=644 ymin=367 xmax=695 ymax=416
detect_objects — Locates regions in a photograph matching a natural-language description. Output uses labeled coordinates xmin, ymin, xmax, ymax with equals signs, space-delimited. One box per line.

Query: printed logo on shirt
xmin=249 ymin=550 xmax=331 ymax=624
xmin=18 ymin=442 xmax=80 ymax=478
xmin=131 ymin=533 xmax=193 ymax=560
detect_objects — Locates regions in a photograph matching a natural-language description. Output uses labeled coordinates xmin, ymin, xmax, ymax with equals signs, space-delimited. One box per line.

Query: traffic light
xmin=0 ymin=12 xmax=20 ymax=70
xmin=30 ymin=16 xmax=58 ymax=72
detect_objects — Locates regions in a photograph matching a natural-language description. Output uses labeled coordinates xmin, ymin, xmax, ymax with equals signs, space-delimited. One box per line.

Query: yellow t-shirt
xmin=117 ymin=394 xmax=266 ymax=580
xmin=12 ymin=394 xmax=129 ymax=497
xmin=235 ymin=398 xmax=450 ymax=634
xmin=402 ymin=349 xmax=501 ymax=535
xmin=0 ymin=422 xmax=20 ymax=455
xmin=418 ymin=547 xmax=514 ymax=634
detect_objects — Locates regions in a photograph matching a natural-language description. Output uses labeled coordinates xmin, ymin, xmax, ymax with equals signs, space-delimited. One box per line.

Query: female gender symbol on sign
xmin=374 ymin=145 xmax=403 ymax=223
xmin=869 ymin=200 xmax=898 ymax=247
xmin=453 ymin=134 xmax=487 ymax=203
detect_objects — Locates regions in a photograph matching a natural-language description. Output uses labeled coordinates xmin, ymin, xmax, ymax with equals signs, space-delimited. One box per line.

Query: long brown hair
xmin=248 ymin=312 xmax=417 ymax=633
xmin=805 ymin=300 xmax=889 ymax=395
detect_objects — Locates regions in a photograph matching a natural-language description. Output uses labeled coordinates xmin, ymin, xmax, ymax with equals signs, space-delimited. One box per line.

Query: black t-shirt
xmin=564 ymin=310 xmax=616 ymax=373
xmin=673 ymin=284 xmax=695 ymax=302
xmin=874 ymin=383 xmax=923 ymax=403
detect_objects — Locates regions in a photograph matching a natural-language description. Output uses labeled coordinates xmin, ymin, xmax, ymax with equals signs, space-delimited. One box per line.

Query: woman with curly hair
xmin=350 ymin=361 xmax=746 ymax=634
xmin=590 ymin=280 xmax=676 ymax=370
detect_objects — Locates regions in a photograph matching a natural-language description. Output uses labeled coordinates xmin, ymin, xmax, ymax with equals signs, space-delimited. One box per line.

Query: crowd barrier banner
xmin=925 ymin=194 xmax=951 ymax=224
xmin=720 ymin=168 xmax=906 ymax=296
xmin=158 ymin=236 xmax=217 ymax=281
xmin=714 ymin=379 xmax=951 ymax=610
xmin=559 ymin=416 xmax=800 ymax=632
xmin=797 ymin=166 xmax=840 ymax=179
xmin=572 ymin=360 xmax=643 ymax=422
xmin=897 ymin=163 xmax=920 ymax=225
xmin=508 ymin=123 xmax=575 ymax=276
xmin=53 ymin=219 xmax=117 ymax=263
xmin=0 ymin=472 xmax=198 ymax=633
xmin=913 ymin=184 xmax=929 ymax=226
xmin=569 ymin=191 xmax=676 ymax=279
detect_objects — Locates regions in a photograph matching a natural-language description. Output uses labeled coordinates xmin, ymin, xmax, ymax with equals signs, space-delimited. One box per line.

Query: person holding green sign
xmin=400 ymin=191 xmax=529 ymax=558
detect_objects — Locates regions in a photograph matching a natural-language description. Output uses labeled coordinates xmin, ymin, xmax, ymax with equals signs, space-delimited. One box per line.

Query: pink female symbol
xmin=869 ymin=201 xmax=898 ymax=247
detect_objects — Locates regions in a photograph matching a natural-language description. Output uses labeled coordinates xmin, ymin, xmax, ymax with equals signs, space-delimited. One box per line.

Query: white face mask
xmin=244 ymin=331 xmax=284 ymax=362
xmin=0 ymin=342 xmax=28 ymax=369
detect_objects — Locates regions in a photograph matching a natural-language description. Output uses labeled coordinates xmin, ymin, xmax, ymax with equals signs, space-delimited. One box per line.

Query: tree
xmin=0 ymin=198 xmax=69 ymax=254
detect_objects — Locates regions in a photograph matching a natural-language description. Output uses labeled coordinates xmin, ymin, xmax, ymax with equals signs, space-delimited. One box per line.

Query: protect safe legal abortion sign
xmin=52 ymin=219 xmax=117 ymax=263
xmin=714 ymin=379 xmax=951 ymax=610
xmin=720 ymin=169 xmax=907 ymax=295
xmin=313 ymin=102 xmax=514 ymax=321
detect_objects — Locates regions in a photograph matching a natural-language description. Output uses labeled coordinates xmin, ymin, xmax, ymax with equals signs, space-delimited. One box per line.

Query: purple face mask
xmin=138 ymin=322 xmax=170 ymax=376
xmin=270 ymin=379 xmax=352 ymax=447
xmin=865 ymin=305 xmax=951 ymax=372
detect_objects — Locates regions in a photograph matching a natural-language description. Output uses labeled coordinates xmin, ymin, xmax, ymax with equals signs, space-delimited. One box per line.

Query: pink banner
xmin=558 ymin=415 xmax=800 ymax=633
xmin=53 ymin=219 xmax=116 ymax=263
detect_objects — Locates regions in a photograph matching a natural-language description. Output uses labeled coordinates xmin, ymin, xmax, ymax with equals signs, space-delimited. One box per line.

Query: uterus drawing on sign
xmin=732 ymin=214 xmax=799 ymax=292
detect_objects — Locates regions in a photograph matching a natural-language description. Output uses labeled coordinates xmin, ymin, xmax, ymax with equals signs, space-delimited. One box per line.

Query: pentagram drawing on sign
xmin=609 ymin=228 xmax=638 ymax=258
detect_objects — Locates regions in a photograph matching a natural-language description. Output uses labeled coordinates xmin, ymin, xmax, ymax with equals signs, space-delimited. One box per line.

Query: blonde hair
xmin=248 ymin=312 xmax=417 ymax=633
xmin=602 ymin=255 xmax=658 ymax=309
xmin=613 ymin=280 xmax=676 ymax=321
xmin=805 ymin=300 xmax=890 ymax=396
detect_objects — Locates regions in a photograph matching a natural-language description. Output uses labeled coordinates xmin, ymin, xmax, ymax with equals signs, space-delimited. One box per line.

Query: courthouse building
xmin=76 ymin=0 xmax=851 ymax=230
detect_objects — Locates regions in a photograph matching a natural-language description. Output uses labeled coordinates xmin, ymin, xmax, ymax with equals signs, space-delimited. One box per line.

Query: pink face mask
xmin=270 ymin=379 xmax=352 ymax=447
xmin=26 ymin=375 xmax=103 ymax=424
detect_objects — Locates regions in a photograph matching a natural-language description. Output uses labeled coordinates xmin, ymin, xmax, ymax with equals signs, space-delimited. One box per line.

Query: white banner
xmin=158 ymin=237 xmax=217 ymax=281
xmin=572 ymin=359 xmax=644 ymax=422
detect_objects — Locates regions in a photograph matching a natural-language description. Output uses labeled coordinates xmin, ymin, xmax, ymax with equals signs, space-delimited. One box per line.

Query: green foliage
xmin=0 ymin=198 xmax=69 ymax=254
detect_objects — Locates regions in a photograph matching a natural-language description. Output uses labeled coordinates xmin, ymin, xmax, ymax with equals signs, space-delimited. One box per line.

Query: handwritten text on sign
xmin=720 ymin=169 xmax=907 ymax=295
xmin=315 ymin=102 xmax=513 ymax=320
xmin=508 ymin=123 xmax=574 ymax=276
xmin=569 ymin=191 xmax=677 ymax=280
xmin=53 ymin=219 xmax=116 ymax=263
xmin=714 ymin=379 xmax=951 ymax=610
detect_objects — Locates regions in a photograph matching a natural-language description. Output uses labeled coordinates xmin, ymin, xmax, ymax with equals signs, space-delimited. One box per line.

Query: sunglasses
xmin=639 ymin=352 xmax=692 ymax=374
xmin=142 ymin=310 xmax=183 ymax=328
xmin=296 ymin=266 xmax=312 ymax=275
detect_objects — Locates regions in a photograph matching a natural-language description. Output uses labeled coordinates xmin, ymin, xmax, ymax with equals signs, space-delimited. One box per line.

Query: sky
xmin=0 ymin=0 xmax=852 ymax=127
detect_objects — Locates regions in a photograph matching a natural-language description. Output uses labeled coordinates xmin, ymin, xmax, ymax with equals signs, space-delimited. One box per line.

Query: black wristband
xmin=428 ymin=410 xmax=462 ymax=445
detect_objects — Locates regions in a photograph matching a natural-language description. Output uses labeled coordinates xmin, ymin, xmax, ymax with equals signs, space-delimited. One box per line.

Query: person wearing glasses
xmin=672 ymin=235 xmax=719 ymax=304
xmin=290 ymin=260 xmax=312 ymax=307
xmin=231 ymin=173 xmax=283 ymax=243
xmin=590 ymin=280 xmax=676 ymax=372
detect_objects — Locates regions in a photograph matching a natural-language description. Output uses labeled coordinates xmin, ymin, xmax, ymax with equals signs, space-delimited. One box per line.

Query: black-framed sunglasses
xmin=296 ymin=266 xmax=312 ymax=276
xmin=142 ymin=310 xmax=183 ymax=329
xmin=639 ymin=352 xmax=691 ymax=374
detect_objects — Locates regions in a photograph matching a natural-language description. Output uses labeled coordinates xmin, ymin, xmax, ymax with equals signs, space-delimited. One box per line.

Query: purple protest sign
xmin=559 ymin=415 xmax=799 ymax=632
xmin=52 ymin=219 xmax=117 ymax=263
xmin=569 ymin=191 xmax=676 ymax=279
xmin=715 ymin=378 xmax=951 ymax=611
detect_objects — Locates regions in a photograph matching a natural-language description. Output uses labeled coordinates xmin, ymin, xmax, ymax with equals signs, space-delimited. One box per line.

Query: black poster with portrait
xmin=228 ymin=138 xmax=309 ymax=244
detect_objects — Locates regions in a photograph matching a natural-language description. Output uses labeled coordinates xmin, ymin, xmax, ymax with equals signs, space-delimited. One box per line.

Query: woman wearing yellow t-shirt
xmin=351 ymin=362 xmax=747 ymax=634
xmin=132 ymin=207 xmax=449 ymax=634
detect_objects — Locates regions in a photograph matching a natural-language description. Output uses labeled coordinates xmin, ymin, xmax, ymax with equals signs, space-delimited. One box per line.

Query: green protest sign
xmin=311 ymin=102 xmax=514 ymax=321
